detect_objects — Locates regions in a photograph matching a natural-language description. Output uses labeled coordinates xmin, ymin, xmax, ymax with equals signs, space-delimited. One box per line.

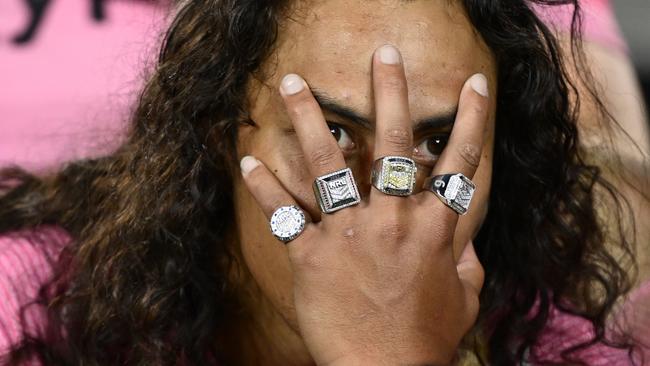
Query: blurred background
xmin=0 ymin=0 xmax=171 ymax=171
xmin=613 ymin=0 xmax=650 ymax=105
xmin=0 ymin=0 xmax=648 ymax=171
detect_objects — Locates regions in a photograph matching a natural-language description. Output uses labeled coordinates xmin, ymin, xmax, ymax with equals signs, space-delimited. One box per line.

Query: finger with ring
xmin=423 ymin=173 xmax=476 ymax=215
xmin=371 ymin=156 xmax=417 ymax=196
xmin=279 ymin=73 xmax=348 ymax=179
xmin=240 ymin=156 xmax=313 ymax=245
xmin=313 ymin=167 xmax=361 ymax=214
xmin=270 ymin=205 xmax=307 ymax=243
xmin=423 ymin=73 xmax=489 ymax=217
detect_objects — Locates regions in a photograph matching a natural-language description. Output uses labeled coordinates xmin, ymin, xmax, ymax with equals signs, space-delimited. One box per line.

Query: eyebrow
xmin=311 ymin=89 xmax=457 ymax=133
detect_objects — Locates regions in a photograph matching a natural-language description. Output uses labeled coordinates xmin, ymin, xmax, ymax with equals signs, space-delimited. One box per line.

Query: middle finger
xmin=280 ymin=74 xmax=348 ymax=179
xmin=371 ymin=45 xmax=415 ymax=202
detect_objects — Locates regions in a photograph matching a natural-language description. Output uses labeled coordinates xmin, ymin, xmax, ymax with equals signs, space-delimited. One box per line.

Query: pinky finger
xmin=240 ymin=155 xmax=313 ymax=230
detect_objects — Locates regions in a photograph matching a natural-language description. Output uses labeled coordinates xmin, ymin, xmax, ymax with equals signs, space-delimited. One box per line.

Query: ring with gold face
xmin=371 ymin=156 xmax=418 ymax=196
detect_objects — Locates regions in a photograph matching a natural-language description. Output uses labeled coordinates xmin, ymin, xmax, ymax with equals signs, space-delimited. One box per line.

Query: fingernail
xmin=378 ymin=45 xmax=401 ymax=65
xmin=240 ymin=156 xmax=260 ymax=176
xmin=469 ymin=73 xmax=489 ymax=97
xmin=281 ymin=74 xmax=305 ymax=96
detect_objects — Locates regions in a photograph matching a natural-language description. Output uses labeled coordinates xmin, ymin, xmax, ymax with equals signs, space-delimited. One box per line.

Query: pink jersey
xmin=0 ymin=227 xmax=68 ymax=355
xmin=531 ymin=285 xmax=650 ymax=364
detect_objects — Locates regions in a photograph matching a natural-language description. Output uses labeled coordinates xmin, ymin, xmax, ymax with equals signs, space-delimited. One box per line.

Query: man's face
xmin=234 ymin=0 xmax=497 ymax=333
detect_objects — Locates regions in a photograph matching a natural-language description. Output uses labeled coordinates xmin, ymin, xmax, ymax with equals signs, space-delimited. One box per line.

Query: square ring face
xmin=443 ymin=174 xmax=476 ymax=215
xmin=376 ymin=157 xmax=417 ymax=196
xmin=313 ymin=168 xmax=361 ymax=214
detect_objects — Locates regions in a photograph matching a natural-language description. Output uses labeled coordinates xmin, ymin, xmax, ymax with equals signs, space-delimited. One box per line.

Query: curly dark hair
xmin=0 ymin=0 xmax=638 ymax=364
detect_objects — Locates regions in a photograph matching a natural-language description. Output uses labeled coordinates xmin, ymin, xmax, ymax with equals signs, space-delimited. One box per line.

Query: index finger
xmin=280 ymin=74 xmax=348 ymax=179
xmin=372 ymin=45 xmax=414 ymax=161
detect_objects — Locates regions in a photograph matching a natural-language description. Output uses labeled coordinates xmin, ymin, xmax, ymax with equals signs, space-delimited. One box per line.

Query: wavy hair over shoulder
xmin=0 ymin=0 xmax=637 ymax=364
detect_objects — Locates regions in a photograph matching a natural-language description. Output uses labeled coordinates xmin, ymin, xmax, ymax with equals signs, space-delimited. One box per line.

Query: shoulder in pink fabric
xmin=533 ymin=0 xmax=629 ymax=54
xmin=0 ymin=227 xmax=69 ymax=356
xmin=530 ymin=281 xmax=650 ymax=365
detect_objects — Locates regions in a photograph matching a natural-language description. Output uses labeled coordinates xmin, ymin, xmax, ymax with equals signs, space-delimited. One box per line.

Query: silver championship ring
xmin=313 ymin=167 xmax=361 ymax=214
xmin=270 ymin=205 xmax=306 ymax=243
xmin=371 ymin=156 xmax=417 ymax=196
xmin=423 ymin=173 xmax=476 ymax=215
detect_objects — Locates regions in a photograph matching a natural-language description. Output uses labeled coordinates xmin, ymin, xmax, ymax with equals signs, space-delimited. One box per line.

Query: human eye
xmin=327 ymin=123 xmax=356 ymax=155
xmin=413 ymin=134 xmax=450 ymax=167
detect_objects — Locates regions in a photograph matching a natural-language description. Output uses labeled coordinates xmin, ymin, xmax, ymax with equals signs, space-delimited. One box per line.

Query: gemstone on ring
xmin=313 ymin=167 xmax=361 ymax=214
xmin=270 ymin=205 xmax=306 ymax=243
xmin=371 ymin=156 xmax=417 ymax=196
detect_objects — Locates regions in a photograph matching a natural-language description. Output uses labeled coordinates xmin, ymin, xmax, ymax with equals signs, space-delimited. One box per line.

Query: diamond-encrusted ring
xmin=423 ymin=173 xmax=476 ymax=215
xmin=313 ymin=167 xmax=361 ymax=214
xmin=371 ymin=156 xmax=417 ymax=196
xmin=270 ymin=205 xmax=307 ymax=243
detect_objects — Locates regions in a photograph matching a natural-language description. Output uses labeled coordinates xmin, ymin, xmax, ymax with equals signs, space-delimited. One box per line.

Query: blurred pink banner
xmin=0 ymin=0 xmax=169 ymax=171
xmin=533 ymin=0 xmax=627 ymax=55
xmin=1 ymin=0 xmax=626 ymax=173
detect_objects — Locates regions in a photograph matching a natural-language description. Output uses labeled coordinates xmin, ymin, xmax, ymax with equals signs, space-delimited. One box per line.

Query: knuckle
xmin=457 ymin=143 xmax=481 ymax=169
xmin=340 ymin=226 xmax=361 ymax=245
xmin=266 ymin=196 xmax=289 ymax=213
xmin=378 ymin=217 xmax=409 ymax=243
xmin=308 ymin=146 xmax=339 ymax=170
xmin=289 ymin=244 xmax=322 ymax=271
xmin=382 ymin=127 xmax=412 ymax=152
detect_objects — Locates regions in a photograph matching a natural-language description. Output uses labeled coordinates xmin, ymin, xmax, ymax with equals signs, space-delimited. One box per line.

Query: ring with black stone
xmin=313 ymin=167 xmax=361 ymax=214
xmin=423 ymin=173 xmax=476 ymax=215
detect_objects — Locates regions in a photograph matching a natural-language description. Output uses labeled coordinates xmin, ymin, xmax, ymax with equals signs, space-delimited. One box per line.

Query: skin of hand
xmin=229 ymin=2 xmax=497 ymax=364
xmin=240 ymin=45 xmax=488 ymax=365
